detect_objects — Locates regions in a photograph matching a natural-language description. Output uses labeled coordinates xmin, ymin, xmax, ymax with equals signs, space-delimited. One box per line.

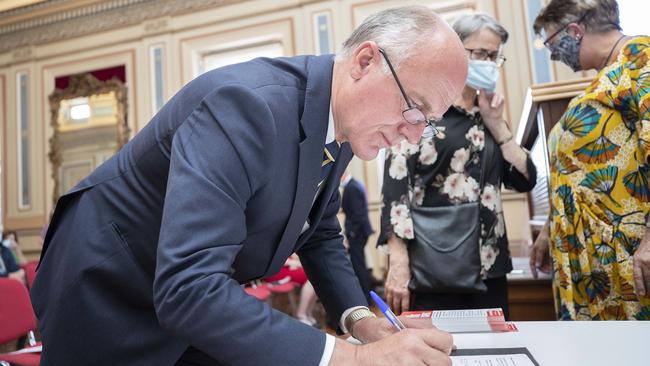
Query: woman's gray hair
xmin=452 ymin=13 xmax=509 ymax=44
xmin=336 ymin=5 xmax=441 ymax=71
xmin=533 ymin=0 xmax=621 ymax=35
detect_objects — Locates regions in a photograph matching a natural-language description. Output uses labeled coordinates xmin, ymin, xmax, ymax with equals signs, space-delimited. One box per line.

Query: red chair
xmin=244 ymin=282 xmax=271 ymax=302
xmin=0 ymin=278 xmax=40 ymax=366
xmin=265 ymin=276 xmax=297 ymax=313
xmin=21 ymin=261 xmax=38 ymax=289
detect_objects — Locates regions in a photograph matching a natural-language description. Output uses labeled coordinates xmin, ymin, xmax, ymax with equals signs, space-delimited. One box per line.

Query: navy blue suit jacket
xmin=341 ymin=178 xmax=373 ymax=240
xmin=32 ymin=55 xmax=367 ymax=366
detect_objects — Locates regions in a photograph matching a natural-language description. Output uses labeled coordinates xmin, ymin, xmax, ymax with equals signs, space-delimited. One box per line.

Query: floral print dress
xmin=548 ymin=36 xmax=650 ymax=320
xmin=378 ymin=106 xmax=537 ymax=280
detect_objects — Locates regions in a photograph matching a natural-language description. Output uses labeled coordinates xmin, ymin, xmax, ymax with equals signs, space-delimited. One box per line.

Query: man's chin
xmin=351 ymin=146 xmax=380 ymax=161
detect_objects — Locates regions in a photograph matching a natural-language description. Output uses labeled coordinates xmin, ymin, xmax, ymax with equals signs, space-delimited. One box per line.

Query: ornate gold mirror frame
xmin=48 ymin=73 xmax=129 ymax=205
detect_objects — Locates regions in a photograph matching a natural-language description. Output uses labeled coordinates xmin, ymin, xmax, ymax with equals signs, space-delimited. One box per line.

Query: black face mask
xmin=550 ymin=33 xmax=582 ymax=72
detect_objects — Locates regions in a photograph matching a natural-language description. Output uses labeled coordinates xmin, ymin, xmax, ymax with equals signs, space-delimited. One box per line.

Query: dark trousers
xmin=348 ymin=235 xmax=371 ymax=299
xmin=411 ymin=276 xmax=510 ymax=320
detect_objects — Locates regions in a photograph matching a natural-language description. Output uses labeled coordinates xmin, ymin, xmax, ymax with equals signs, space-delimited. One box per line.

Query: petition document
xmin=451 ymin=348 xmax=539 ymax=366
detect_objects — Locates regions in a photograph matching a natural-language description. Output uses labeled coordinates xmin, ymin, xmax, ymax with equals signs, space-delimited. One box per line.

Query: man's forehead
xmin=409 ymin=78 xmax=457 ymax=118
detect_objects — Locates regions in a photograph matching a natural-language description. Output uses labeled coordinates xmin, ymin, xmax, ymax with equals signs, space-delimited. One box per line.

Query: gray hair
xmin=452 ymin=13 xmax=509 ymax=44
xmin=336 ymin=6 xmax=441 ymax=71
xmin=533 ymin=0 xmax=621 ymax=35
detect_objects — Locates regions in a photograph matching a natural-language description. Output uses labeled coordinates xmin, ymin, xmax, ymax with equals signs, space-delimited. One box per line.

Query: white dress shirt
xmin=316 ymin=105 xmax=369 ymax=366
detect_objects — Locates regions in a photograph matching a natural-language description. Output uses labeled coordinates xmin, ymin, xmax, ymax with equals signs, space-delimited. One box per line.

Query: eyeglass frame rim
xmin=542 ymin=12 xmax=587 ymax=49
xmin=377 ymin=47 xmax=439 ymax=137
xmin=464 ymin=47 xmax=507 ymax=66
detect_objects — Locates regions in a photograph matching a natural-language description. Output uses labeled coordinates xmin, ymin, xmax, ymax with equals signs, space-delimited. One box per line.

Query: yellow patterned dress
xmin=548 ymin=36 xmax=650 ymax=320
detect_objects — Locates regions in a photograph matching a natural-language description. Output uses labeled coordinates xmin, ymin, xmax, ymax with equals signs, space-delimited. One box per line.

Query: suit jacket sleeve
xmin=153 ymin=84 xmax=325 ymax=366
xmin=297 ymin=187 xmax=368 ymax=329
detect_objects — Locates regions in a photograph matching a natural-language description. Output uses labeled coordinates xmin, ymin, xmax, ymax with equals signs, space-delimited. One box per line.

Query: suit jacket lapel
xmin=298 ymin=143 xmax=352 ymax=245
xmin=266 ymin=55 xmax=334 ymax=275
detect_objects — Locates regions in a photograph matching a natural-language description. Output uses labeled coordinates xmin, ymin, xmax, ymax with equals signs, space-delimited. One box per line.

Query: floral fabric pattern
xmin=379 ymin=106 xmax=536 ymax=279
xmin=548 ymin=37 xmax=650 ymax=320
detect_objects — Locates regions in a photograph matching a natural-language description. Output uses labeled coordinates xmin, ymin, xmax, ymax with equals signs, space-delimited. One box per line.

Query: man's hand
xmin=349 ymin=316 xmax=396 ymax=344
xmin=530 ymin=221 xmax=551 ymax=279
xmin=330 ymin=328 xmax=453 ymax=366
xmin=386 ymin=236 xmax=411 ymax=315
xmin=633 ymin=229 xmax=650 ymax=297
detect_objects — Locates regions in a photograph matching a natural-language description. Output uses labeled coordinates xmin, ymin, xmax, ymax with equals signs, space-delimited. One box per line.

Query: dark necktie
xmin=301 ymin=140 xmax=341 ymax=234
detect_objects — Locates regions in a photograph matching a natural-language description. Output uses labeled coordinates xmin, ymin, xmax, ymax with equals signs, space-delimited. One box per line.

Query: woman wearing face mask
xmin=529 ymin=0 xmax=650 ymax=320
xmin=378 ymin=13 xmax=536 ymax=317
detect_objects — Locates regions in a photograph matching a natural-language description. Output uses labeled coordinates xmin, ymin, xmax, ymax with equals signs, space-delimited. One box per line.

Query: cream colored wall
xmin=1 ymin=0 xmax=546 ymax=266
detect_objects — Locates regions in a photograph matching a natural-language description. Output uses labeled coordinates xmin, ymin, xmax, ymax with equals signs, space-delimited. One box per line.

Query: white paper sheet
xmin=451 ymin=353 xmax=537 ymax=366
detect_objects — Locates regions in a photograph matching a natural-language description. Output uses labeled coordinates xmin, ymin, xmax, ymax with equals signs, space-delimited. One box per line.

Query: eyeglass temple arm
xmin=426 ymin=120 xmax=439 ymax=134
xmin=378 ymin=48 xmax=413 ymax=108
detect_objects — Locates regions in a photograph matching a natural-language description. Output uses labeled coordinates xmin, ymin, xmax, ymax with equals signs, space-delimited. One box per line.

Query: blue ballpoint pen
xmin=369 ymin=290 xmax=406 ymax=331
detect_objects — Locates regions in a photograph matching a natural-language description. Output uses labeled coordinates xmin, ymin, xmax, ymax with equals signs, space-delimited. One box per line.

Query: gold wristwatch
xmin=345 ymin=307 xmax=376 ymax=339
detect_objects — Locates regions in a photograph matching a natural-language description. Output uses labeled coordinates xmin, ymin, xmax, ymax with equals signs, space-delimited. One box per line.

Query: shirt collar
xmin=326 ymin=102 xmax=336 ymax=144
xmin=341 ymin=174 xmax=352 ymax=187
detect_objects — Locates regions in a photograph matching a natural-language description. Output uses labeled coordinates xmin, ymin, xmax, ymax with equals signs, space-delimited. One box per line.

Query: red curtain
xmin=54 ymin=65 xmax=125 ymax=90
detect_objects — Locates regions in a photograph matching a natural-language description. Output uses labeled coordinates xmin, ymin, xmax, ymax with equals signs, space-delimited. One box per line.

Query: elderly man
xmin=32 ymin=6 xmax=467 ymax=366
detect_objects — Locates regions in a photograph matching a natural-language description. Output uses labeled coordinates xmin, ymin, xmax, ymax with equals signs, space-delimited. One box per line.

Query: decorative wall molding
xmin=11 ymin=46 xmax=33 ymax=62
xmin=0 ymin=0 xmax=247 ymax=54
xmin=143 ymin=16 xmax=171 ymax=35
xmin=0 ymin=0 xmax=149 ymax=35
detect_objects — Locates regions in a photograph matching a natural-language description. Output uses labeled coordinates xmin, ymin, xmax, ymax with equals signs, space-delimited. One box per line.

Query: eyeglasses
xmin=542 ymin=13 xmax=587 ymax=50
xmin=465 ymin=48 xmax=507 ymax=67
xmin=378 ymin=48 xmax=439 ymax=139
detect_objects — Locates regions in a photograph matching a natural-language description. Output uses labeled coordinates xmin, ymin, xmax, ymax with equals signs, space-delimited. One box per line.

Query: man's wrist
xmin=344 ymin=307 xmax=376 ymax=338
xmin=329 ymin=338 xmax=361 ymax=366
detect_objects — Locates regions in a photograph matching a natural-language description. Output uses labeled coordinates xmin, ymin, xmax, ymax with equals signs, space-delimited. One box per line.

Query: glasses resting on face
xmin=378 ymin=47 xmax=440 ymax=139
xmin=465 ymin=48 xmax=507 ymax=67
xmin=542 ymin=13 xmax=588 ymax=50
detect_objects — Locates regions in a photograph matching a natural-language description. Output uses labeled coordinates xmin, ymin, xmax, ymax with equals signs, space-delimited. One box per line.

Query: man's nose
xmin=400 ymin=122 xmax=426 ymax=144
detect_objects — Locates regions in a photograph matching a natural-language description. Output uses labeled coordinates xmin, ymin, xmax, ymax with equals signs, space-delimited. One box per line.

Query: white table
xmin=453 ymin=321 xmax=649 ymax=366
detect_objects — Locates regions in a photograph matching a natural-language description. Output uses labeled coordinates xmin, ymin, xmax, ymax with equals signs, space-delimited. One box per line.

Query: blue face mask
xmin=466 ymin=59 xmax=500 ymax=92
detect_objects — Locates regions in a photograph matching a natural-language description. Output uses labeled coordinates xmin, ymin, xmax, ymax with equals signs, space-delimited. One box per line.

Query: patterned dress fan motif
xmin=548 ymin=36 xmax=650 ymax=320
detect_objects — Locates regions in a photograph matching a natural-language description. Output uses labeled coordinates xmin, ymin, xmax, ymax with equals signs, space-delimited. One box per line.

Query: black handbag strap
xmin=479 ymin=125 xmax=493 ymax=190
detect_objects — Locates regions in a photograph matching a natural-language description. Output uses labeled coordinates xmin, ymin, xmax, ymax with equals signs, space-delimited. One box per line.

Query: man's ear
xmin=350 ymin=41 xmax=379 ymax=80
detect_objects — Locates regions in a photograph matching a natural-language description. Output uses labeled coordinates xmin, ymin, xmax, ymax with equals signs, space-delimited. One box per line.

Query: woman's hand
xmin=478 ymin=91 xmax=510 ymax=143
xmin=386 ymin=235 xmax=411 ymax=314
xmin=529 ymin=221 xmax=551 ymax=279
xmin=633 ymin=229 xmax=650 ymax=297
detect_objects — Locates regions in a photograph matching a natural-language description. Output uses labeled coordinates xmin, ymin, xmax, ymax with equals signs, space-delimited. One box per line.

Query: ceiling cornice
xmin=0 ymin=0 xmax=248 ymax=54
xmin=0 ymin=0 xmax=102 ymax=27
